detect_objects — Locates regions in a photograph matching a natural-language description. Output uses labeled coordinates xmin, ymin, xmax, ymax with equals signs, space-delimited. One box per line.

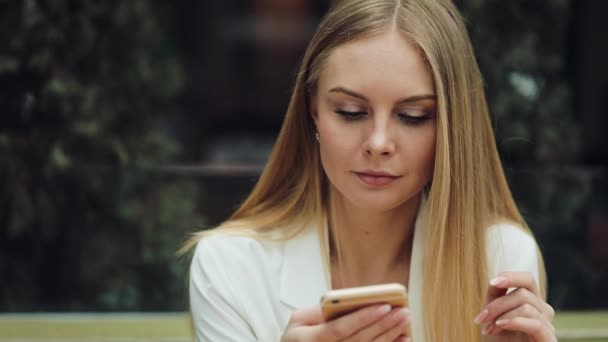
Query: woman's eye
xmin=398 ymin=112 xmax=431 ymax=126
xmin=334 ymin=109 xmax=367 ymax=121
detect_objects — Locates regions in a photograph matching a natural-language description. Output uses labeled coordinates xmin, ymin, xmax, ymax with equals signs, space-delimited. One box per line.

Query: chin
xmin=348 ymin=193 xmax=412 ymax=213
xmin=329 ymin=180 xmax=423 ymax=213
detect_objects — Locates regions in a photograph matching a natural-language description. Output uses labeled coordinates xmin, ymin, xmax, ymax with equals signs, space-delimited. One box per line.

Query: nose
xmin=364 ymin=120 xmax=395 ymax=158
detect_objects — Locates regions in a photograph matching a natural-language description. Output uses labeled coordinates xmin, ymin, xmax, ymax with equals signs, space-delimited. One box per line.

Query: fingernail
xmin=490 ymin=276 xmax=506 ymax=286
xmin=481 ymin=323 xmax=494 ymax=335
xmin=474 ymin=309 xmax=488 ymax=325
xmin=496 ymin=319 xmax=509 ymax=326
xmin=377 ymin=304 xmax=391 ymax=315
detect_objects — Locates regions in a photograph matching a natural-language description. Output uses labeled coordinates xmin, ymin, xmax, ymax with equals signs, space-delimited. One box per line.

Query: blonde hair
xmin=183 ymin=0 xmax=546 ymax=340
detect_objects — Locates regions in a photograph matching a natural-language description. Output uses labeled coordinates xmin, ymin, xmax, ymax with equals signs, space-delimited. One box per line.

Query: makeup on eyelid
xmin=326 ymin=95 xmax=436 ymax=123
xmin=332 ymin=108 xmax=433 ymax=126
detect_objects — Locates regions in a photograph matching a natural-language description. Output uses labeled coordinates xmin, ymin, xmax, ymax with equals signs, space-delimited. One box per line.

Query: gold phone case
xmin=320 ymin=283 xmax=408 ymax=320
xmin=320 ymin=283 xmax=410 ymax=336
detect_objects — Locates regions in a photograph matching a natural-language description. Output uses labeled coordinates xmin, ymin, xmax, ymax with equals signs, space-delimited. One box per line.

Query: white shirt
xmin=189 ymin=203 xmax=540 ymax=341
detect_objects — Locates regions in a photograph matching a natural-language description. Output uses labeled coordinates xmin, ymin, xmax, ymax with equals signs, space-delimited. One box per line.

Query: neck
xmin=328 ymin=189 xmax=421 ymax=288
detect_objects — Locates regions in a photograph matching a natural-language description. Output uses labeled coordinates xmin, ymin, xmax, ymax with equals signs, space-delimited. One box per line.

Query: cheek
xmin=319 ymin=129 xmax=353 ymax=171
xmin=419 ymin=130 xmax=437 ymax=176
xmin=317 ymin=119 xmax=361 ymax=178
xmin=402 ymin=128 xmax=436 ymax=175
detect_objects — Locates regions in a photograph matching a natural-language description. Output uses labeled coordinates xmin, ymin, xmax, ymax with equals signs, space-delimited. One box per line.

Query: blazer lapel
xmin=279 ymin=223 xmax=330 ymax=309
xmin=408 ymin=195 xmax=428 ymax=341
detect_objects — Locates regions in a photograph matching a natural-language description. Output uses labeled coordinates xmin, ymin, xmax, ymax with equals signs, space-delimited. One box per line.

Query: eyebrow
xmin=328 ymin=86 xmax=436 ymax=104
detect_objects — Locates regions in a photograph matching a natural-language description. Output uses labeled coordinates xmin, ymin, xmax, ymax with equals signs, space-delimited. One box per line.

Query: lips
xmin=354 ymin=171 xmax=400 ymax=186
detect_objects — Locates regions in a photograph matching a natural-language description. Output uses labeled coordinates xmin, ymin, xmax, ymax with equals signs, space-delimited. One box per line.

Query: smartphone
xmin=320 ymin=283 xmax=408 ymax=321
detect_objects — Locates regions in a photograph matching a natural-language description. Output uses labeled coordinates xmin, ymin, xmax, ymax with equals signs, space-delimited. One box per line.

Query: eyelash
xmin=333 ymin=110 xmax=431 ymax=127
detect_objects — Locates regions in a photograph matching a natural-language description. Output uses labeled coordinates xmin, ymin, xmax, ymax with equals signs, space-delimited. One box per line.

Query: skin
xmin=281 ymin=28 xmax=556 ymax=342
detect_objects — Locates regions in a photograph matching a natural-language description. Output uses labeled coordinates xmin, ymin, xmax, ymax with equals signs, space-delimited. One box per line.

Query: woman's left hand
xmin=474 ymin=271 xmax=556 ymax=341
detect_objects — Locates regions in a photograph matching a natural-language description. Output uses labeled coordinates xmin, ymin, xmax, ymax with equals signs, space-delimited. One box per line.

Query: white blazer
xmin=189 ymin=200 xmax=541 ymax=341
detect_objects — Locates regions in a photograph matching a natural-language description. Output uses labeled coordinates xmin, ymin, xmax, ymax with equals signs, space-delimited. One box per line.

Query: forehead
xmin=318 ymin=29 xmax=434 ymax=97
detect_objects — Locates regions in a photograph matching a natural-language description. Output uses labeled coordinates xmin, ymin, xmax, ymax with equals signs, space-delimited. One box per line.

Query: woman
xmin=185 ymin=0 xmax=556 ymax=341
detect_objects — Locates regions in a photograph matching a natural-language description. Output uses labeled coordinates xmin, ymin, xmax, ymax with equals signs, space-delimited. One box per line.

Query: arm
xmin=189 ymin=239 xmax=257 ymax=342
xmin=485 ymin=224 xmax=541 ymax=288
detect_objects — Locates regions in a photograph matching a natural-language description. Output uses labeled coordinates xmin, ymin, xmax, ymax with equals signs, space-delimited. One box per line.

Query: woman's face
xmin=312 ymin=28 xmax=437 ymax=212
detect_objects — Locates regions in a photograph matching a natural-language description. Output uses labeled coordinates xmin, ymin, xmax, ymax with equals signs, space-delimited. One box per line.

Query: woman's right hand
xmin=280 ymin=304 xmax=410 ymax=342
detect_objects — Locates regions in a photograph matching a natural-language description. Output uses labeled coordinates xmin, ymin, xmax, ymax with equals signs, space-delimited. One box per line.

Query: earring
xmin=315 ymin=132 xmax=320 ymax=141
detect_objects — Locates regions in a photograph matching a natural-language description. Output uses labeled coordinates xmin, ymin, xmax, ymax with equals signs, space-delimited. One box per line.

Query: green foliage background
xmin=457 ymin=0 xmax=605 ymax=308
xmin=0 ymin=0 xmax=203 ymax=311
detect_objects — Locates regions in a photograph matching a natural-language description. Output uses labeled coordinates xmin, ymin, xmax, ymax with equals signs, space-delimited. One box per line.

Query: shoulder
xmin=190 ymin=233 xmax=283 ymax=282
xmin=193 ymin=233 xmax=279 ymax=260
xmin=189 ymin=233 xmax=290 ymax=340
xmin=486 ymin=223 xmax=537 ymax=252
xmin=486 ymin=223 xmax=541 ymax=287
xmin=189 ymin=233 xmax=287 ymax=321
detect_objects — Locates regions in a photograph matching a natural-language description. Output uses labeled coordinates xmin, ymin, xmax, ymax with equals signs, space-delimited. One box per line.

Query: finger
xmin=485 ymin=281 xmax=508 ymax=306
xmin=488 ymin=271 xmax=540 ymax=298
xmin=476 ymin=284 xmax=507 ymax=325
xmin=370 ymin=314 xmax=410 ymax=342
xmin=480 ymin=322 xmax=495 ymax=336
xmin=485 ymin=303 xmax=554 ymax=336
xmin=346 ymin=308 xmax=408 ymax=341
xmin=491 ymin=317 xmax=556 ymax=337
xmin=477 ymin=271 xmax=543 ymax=327
xmin=317 ymin=304 xmax=392 ymax=340
xmin=542 ymin=301 xmax=556 ymax=321
xmin=345 ymin=308 xmax=408 ymax=341
xmin=288 ymin=305 xmax=325 ymax=326
xmin=491 ymin=316 xmax=557 ymax=341
xmin=476 ymin=288 xmax=547 ymax=327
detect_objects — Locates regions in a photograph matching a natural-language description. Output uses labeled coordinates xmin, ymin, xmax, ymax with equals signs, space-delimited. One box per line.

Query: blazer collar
xmin=408 ymin=195 xmax=428 ymax=341
xmin=279 ymin=222 xmax=330 ymax=309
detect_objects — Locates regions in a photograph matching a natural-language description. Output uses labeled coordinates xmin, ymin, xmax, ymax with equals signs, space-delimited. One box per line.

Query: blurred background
xmin=0 ymin=0 xmax=607 ymax=340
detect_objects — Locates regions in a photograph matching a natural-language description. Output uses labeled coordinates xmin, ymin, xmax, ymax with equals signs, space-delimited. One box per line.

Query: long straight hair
xmin=183 ymin=0 xmax=546 ymax=340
